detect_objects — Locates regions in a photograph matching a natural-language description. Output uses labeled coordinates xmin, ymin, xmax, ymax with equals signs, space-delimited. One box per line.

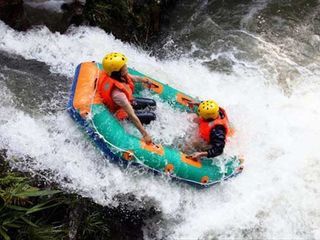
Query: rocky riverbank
xmin=0 ymin=0 xmax=176 ymax=44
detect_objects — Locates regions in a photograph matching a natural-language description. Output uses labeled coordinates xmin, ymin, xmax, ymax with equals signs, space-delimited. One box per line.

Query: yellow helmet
xmin=197 ymin=100 xmax=220 ymax=120
xmin=102 ymin=52 xmax=128 ymax=75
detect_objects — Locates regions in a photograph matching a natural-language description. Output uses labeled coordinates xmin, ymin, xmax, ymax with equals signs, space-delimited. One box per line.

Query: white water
xmin=0 ymin=21 xmax=320 ymax=239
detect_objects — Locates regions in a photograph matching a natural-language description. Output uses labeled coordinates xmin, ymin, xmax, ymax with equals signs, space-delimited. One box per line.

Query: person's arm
xmin=188 ymin=126 xmax=226 ymax=160
xmin=121 ymin=101 xmax=152 ymax=144
xmin=206 ymin=125 xmax=226 ymax=158
xmin=112 ymin=90 xmax=153 ymax=144
xmin=187 ymin=101 xmax=200 ymax=109
xmin=130 ymin=75 xmax=152 ymax=85
xmin=188 ymin=151 xmax=208 ymax=160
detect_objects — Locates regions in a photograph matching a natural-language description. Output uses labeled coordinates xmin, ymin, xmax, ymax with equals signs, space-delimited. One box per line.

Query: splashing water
xmin=0 ymin=18 xmax=319 ymax=239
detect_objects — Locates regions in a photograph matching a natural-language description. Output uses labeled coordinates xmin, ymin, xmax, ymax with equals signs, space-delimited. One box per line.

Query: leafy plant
xmin=80 ymin=211 xmax=110 ymax=239
xmin=0 ymin=169 xmax=62 ymax=240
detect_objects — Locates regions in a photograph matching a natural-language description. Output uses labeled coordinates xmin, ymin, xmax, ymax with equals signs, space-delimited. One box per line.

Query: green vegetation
xmin=0 ymin=160 xmax=65 ymax=240
xmin=0 ymin=151 xmax=161 ymax=240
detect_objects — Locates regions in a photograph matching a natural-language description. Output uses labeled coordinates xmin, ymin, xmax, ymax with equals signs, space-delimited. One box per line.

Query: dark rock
xmin=0 ymin=149 xmax=8 ymax=174
xmin=60 ymin=0 xmax=86 ymax=33
xmin=83 ymin=0 xmax=177 ymax=44
xmin=0 ymin=149 xmax=7 ymax=161
xmin=22 ymin=0 xmax=86 ymax=33
xmin=0 ymin=0 xmax=86 ymax=33
xmin=0 ymin=51 xmax=68 ymax=115
xmin=106 ymin=193 xmax=162 ymax=239
xmin=64 ymin=193 xmax=163 ymax=240
xmin=1 ymin=0 xmax=177 ymax=45
xmin=68 ymin=197 xmax=86 ymax=240
xmin=0 ymin=0 xmax=30 ymax=30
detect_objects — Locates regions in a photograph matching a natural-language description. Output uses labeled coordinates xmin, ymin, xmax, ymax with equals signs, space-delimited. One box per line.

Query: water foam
xmin=0 ymin=21 xmax=319 ymax=239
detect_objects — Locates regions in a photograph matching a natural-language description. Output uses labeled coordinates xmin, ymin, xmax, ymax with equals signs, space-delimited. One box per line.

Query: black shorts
xmin=132 ymin=97 xmax=156 ymax=124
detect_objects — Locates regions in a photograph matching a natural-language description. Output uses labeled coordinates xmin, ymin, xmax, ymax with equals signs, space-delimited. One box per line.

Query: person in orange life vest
xmin=98 ymin=52 xmax=156 ymax=144
xmin=187 ymin=100 xmax=232 ymax=160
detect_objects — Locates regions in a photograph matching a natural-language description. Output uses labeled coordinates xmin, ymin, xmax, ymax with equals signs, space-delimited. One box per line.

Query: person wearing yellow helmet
xmin=98 ymin=52 xmax=156 ymax=144
xmin=187 ymin=100 xmax=232 ymax=160
xmin=101 ymin=52 xmax=128 ymax=76
xmin=197 ymin=100 xmax=220 ymax=120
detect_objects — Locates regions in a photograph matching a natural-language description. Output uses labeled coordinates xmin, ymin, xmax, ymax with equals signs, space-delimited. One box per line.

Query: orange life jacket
xmin=98 ymin=72 xmax=135 ymax=120
xmin=198 ymin=108 xmax=232 ymax=143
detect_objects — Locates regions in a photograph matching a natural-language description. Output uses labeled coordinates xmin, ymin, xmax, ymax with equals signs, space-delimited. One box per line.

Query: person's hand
xmin=187 ymin=152 xmax=206 ymax=161
xmin=142 ymin=77 xmax=153 ymax=87
xmin=142 ymin=133 xmax=153 ymax=145
xmin=187 ymin=101 xmax=200 ymax=109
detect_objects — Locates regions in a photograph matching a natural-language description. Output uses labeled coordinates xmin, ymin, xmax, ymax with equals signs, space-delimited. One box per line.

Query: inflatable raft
xmin=67 ymin=62 xmax=243 ymax=187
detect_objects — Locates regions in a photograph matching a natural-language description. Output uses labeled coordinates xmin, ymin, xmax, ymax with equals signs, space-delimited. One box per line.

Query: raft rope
xmin=85 ymin=63 xmax=238 ymax=186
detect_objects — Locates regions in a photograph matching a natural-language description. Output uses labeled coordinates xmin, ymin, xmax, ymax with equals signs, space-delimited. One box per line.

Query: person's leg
xmin=132 ymin=97 xmax=156 ymax=110
xmin=135 ymin=110 xmax=156 ymax=124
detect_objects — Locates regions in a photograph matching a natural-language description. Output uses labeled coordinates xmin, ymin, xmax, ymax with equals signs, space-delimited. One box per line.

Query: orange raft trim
xmin=201 ymin=176 xmax=209 ymax=183
xmin=164 ymin=163 xmax=174 ymax=173
xmin=140 ymin=140 xmax=165 ymax=156
xmin=180 ymin=153 xmax=202 ymax=168
xmin=122 ymin=150 xmax=134 ymax=161
xmin=176 ymin=93 xmax=194 ymax=108
xmin=142 ymin=78 xmax=164 ymax=94
xmin=73 ymin=62 xmax=103 ymax=117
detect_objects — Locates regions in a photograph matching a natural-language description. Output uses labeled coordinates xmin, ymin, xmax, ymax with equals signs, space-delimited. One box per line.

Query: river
xmin=0 ymin=0 xmax=319 ymax=239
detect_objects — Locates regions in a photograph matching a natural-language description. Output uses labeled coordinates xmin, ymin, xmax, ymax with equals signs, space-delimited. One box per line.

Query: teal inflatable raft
xmin=67 ymin=62 xmax=243 ymax=187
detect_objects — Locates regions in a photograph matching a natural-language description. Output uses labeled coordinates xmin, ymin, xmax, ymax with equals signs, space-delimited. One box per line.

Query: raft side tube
xmin=67 ymin=62 xmax=243 ymax=187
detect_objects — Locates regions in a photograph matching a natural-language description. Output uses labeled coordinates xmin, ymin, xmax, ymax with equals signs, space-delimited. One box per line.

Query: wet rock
xmin=0 ymin=0 xmax=30 ymax=30
xmin=83 ymin=0 xmax=177 ymax=44
xmin=0 ymin=149 xmax=8 ymax=173
xmin=203 ymin=57 xmax=234 ymax=73
xmin=1 ymin=0 xmax=176 ymax=45
xmin=107 ymin=193 xmax=162 ymax=239
xmin=0 ymin=51 xmax=68 ymax=114
xmin=63 ymin=193 xmax=163 ymax=240
xmin=1 ymin=0 xmax=85 ymax=33
xmin=60 ymin=0 xmax=86 ymax=33
xmin=22 ymin=0 xmax=86 ymax=33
